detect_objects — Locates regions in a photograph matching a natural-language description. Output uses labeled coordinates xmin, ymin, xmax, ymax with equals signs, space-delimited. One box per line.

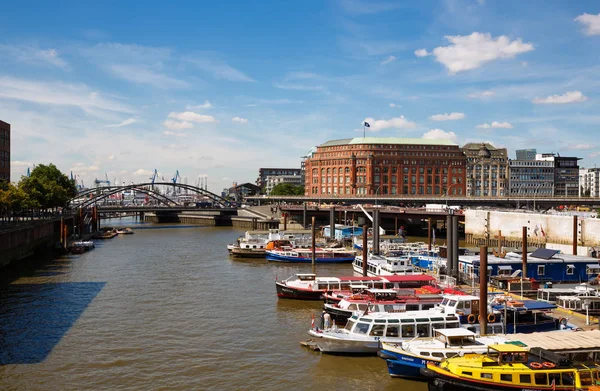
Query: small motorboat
xmin=116 ymin=227 xmax=134 ymax=235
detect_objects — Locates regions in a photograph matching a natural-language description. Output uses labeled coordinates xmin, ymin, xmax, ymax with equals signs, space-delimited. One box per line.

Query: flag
xmin=311 ymin=313 xmax=315 ymax=330
xmin=541 ymin=226 xmax=546 ymax=237
xmin=364 ymin=122 xmax=371 ymax=128
xmin=533 ymin=224 xmax=539 ymax=237
xmin=551 ymin=378 xmax=555 ymax=391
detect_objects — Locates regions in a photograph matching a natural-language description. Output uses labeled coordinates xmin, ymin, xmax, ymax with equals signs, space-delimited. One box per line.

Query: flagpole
xmin=363 ymin=124 xmax=365 ymax=138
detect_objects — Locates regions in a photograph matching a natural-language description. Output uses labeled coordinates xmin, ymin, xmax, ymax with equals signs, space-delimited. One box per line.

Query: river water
xmin=0 ymin=219 xmax=426 ymax=391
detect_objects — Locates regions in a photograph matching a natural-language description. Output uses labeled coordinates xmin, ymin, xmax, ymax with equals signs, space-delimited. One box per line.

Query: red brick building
xmin=0 ymin=120 xmax=9 ymax=183
xmin=304 ymin=137 xmax=466 ymax=196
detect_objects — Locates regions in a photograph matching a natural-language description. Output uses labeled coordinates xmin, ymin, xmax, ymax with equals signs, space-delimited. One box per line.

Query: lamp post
xmin=375 ymin=185 xmax=382 ymax=208
xmin=443 ymin=183 xmax=463 ymax=210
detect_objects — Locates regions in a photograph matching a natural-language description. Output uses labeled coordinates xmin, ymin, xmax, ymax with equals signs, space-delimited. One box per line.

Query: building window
xmin=538 ymin=265 xmax=545 ymax=276
xmin=566 ymin=265 xmax=575 ymax=275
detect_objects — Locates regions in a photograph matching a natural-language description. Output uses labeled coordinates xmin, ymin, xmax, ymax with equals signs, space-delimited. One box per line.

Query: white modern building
xmin=265 ymin=174 xmax=304 ymax=195
xmin=580 ymin=168 xmax=600 ymax=197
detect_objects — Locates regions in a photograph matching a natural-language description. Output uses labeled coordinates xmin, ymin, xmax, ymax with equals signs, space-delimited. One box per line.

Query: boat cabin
xmin=344 ymin=311 xmax=460 ymax=339
xmin=485 ymin=344 xmax=529 ymax=365
xmin=364 ymin=288 xmax=398 ymax=301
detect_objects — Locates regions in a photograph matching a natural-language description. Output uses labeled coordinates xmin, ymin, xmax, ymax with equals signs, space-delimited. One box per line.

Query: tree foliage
xmin=270 ymin=183 xmax=304 ymax=196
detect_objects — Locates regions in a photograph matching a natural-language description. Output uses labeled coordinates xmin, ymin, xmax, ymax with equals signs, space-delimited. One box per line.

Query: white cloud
xmin=163 ymin=119 xmax=193 ymax=130
xmin=590 ymin=152 xmax=600 ymax=158
xmin=575 ymin=13 xmax=600 ymax=36
xmin=430 ymin=112 xmax=465 ymax=121
xmin=134 ymin=169 xmax=153 ymax=176
xmin=569 ymin=144 xmax=594 ymax=150
xmin=476 ymin=121 xmax=514 ymax=129
xmin=232 ymin=117 xmax=248 ymax=124
xmin=422 ymin=129 xmax=458 ymax=143
xmin=167 ymin=111 xmax=218 ymax=123
xmin=186 ymin=57 xmax=255 ymax=82
xmin=163 ymin=130 xmax=187 ymax=137
xmin=0 ymin=76 xmax=134 ymax=114
xmin=389 ymin=103 xmax=401 ymax=108
xmin=186 ymin=100 xmax=213 ymax=109
xmin=414 ymin=48 xmax=430 ymax=57
xmin=12 ymin=161 xmax=33 ymax=168
xmin=532 ymin=91 xmax=588 ymax=104
xmin=430 ymin=32 xmax=534 ymax=74
xmin=467 ymin=90 xmax=495 ymax=99
xmin=362 ymin=116 xmax=417 ymax=131
xmin=109 ymin=64 xmax=190 ymax=89
xmin=273 ymin=83 xmax=326 ymax=92
xmin=381 ymin=55 xmax=396 ymax=65
xmin=105 ymin=118 xmax=137 ymax=128
xmin=0 ymin=45 xmax=69 ymax=70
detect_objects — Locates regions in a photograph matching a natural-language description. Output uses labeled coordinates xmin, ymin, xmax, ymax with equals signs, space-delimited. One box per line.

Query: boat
xmin=116 ymin=227 xmax=134 ymax=235
xmin=227 ymin=229 xmax=312 ymax=258
xmin=378 ymin=328 xmax=507 ymax=379
xmin=489 ymin=297 xmax=567 ymax=333
xmin=352 ymin=254 xmax=415 ymax=276
xmin=70 ymin=240 xmax=95 ymax=253
xmin=420 ymin=344 xmax=599 ymax=391
xmin=275 ymin=273 xmax=438 ymax=300
xmin=307 ymin=310 xmax=462 ymax=355
xmin=323 ymin=288 xmax=443 ymax=325
xmin=266 ymin=247 xmax=356 ymax=263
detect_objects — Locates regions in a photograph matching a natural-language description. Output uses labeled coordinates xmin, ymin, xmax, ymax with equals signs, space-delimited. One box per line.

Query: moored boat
xmin=352 ymin=253 xmax=415 ymax=276
xmin=116 ymin=227 xmax=134 ymax=234
xmin=266 ymin=248 xmax=356 ymax=263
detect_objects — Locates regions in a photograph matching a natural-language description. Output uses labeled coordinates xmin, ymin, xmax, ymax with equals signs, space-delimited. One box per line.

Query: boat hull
xmin=421 ymin=368 xmax=548 ymax=391
xmin=267 ymin=252 xmax=354 ymax=263
xmin=378 ymin=349 xmax=430 ymax=379
xmin=310 ymin=335 xmax=380 ymax=354
xmin=230 ymin=248 xmax=266 ymax=258
xmin=275 ymin=282 xmax=324 ymax=300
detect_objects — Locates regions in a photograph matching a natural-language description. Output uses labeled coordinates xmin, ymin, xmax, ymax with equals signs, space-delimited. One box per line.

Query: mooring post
xmin=452 ymin=215 xmax=459 ymax=280
xmin=428 ymin=218 xmax=432 ymax=251
xmin=303 ymin=202 xmax=307 ymax=228
xmin=522 ymin=226 xmax=528 ymax=278
xmin=446 ymin=213 xmax=453 ymax=277
xmin=60 ymin=216 xmax=65 ymax=246
xmin=311 ymin=216 xmax=316 ymax=270
xmin=283 ymin=213 xmax=287 ymax=231
xmin=373 ymin=209 xmax=380 ymax=255
xmin=479 ymin=245 xmax=488 ymax=335
xmin=330 ymin=207 xmax=336 ymax=242
xmin=362 ymin=224 xmax=368 ymax=277
xmin=573 ymin=215 xmax=578 ymax=256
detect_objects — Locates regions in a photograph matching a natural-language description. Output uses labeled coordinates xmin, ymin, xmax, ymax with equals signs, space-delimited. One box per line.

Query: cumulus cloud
xmin=468 ymin=90 xmax=495 ymax=99
xmin=414 ymin=48 xmax=430 ymax=57
xmin=134 ymin=169 xmax=153 ymax=176
xmin=362 ymin=116 xmax=417 ymax=131
xmin=105 ymin=118 xmax=137 ymax=128
xmin=532 ymin=91 xmax=588 ymax=104
xmin=163 ymin=130 xmax=187 ymax=137
xmin=429 ymin=32 xmax=534 ymax=74
xmin=476 ymin=121 xmax=514 ymax=129
xmin=422 ymin=129 xmax=458 ymax=143
xmin=568 ymin=144 xmax=595 ymax=150
xmin=163 ymin=119 xmax=193 ymax=130
xmin=167 ymin=111 xmax=218 ymax=123
xmin=590 ymin=152 xmax=600 ymax=158
xmin=575 ymin=13 xmax=600 ymax=36
xmin=186 ymin=100 xmax=212 ymax=109
xmin=381 ymin=55 xmax=396 ymax=65
xmin=231 ymin=116 xmax=248 ymax=124
xmin=429 ymin=112 xmax=465 ymax=121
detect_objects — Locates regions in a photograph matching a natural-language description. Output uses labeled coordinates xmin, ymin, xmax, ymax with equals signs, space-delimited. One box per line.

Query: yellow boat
xmin=421 ymin=344 xmax=600 ymax=390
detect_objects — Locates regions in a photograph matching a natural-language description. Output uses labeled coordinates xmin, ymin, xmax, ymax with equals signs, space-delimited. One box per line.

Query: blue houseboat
xmin=458 ymin=248 xmax=600 ymax=283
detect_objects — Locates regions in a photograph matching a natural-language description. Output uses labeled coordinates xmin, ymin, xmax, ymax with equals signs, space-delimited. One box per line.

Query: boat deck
xmin=507 ymin=329 xmax=600 ymax=352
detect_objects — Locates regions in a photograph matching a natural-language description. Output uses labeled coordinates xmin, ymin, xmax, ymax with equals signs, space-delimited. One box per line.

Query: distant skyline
xmin=2 ymin=0 xmax=600 ymax=191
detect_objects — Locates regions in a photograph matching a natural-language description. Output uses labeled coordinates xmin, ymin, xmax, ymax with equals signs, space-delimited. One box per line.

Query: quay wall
xmin=0 ymin=221 xmax=56 ymax=268
xmin=465 ymin=210 xmax=600 ymax=252
xmin=144 ymin=212 xmax=278 ymax=229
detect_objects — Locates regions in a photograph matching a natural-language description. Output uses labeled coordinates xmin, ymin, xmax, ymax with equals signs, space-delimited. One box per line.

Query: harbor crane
xmin=94 ymin=173 xmax=111 ymax=187
xmin=171 ymin=170 xmax=181 ymax=184
xmin=149 ymin=169 xmax=158 ymax=184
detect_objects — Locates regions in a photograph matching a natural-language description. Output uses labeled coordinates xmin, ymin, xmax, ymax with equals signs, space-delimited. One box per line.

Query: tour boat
xmin=420 ymin=344 xmax=599 ymax=391
xmin=226 ymin=229 xmax=312 ymax=258
xmin=323 ymin=288 xmax=443 ymax=325
xmin=276 ymin=273 xmax=438 ymax=300
xmin=378 ymin=328 xmax=507 ymax=379
xmin=116 ymin=227 xmax=134 ymax=234
xmin=352 ymin=254 xmax=415 ymax=276
xmin=307 ymin=310 xmax=462 ymax=355
xmin=266 ymin=248 xmax=356 ymax=263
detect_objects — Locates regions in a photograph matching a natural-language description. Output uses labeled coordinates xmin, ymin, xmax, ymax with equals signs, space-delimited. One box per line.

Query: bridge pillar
xmin=303 ymin=203 xmax=307 ymax=228
xmin=451 ymin=215 xmax=459 ymax=280
xmin=140 ymin=211 xmax=145 ymax=222
xmin=329 ymin=207 xmax=335 ymax=241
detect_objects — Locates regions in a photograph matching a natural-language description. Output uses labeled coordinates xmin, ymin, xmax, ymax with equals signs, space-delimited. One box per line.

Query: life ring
xmin=467 ymin=314 xmax=476 ymax=324
xmin=542 ymin=362 xmax=556 ymax=369
xmin=487 ymin=313 xmax=496 ymax=323
xmin=530 ymin=362 xmax=543 ymax=369
xmin=559 ymin=317 xmax=568 ymax=326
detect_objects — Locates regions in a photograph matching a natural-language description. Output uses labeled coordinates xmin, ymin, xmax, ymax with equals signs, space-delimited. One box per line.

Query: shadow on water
xmin=0 ymin=282 xmax=106 ymax=365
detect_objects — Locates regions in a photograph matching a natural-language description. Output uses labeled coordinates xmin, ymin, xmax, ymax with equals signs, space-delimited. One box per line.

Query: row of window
xmin=311 ymin=166 xmax=461 ymax=176
xmin=309 ymin=185 xmax=463 ymax=195
xmin=464 ymin=371 xmax=576 ymax=387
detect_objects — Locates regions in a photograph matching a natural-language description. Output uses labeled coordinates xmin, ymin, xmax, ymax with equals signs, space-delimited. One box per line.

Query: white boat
xmin=227 ymin=229 xmax=312 ymax=257
xmin=352 ymin=254 xmax=415 ymax=276
xmin=308 ymin=310 xmax=461 ymax=354
xmin=378 ymin=328 xmax=507 ymax=378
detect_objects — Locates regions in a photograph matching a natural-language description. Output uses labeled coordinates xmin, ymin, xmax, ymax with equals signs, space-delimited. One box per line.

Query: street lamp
xmin=442 ymin=183 xmax=463 ymax=210
xmin=375 ymin=185 xmax=382 ymax=208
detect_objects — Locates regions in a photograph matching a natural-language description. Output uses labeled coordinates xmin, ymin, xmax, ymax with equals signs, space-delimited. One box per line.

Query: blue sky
xmin=2 ymin=0 xmax=600 ymax=191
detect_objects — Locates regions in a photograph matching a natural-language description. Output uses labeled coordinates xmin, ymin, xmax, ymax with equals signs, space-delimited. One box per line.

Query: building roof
xmin=462 ymin=142 xmax=501 ymax=151
xmin=319 ymin=137 xmax=457 ymax=147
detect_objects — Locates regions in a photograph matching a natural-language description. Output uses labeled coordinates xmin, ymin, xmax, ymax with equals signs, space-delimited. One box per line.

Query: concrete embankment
xmin=0 ymin=221 xmax=58 ymax=268
xmin=144 ymin=210 xmax=278 ymax=229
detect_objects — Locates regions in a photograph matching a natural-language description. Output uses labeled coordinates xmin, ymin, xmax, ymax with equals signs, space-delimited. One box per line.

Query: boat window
xmin=500 ymin=374 xmax=512 ymax=382
xmin=358 ymin=304 xmax=367 ymax=311
xmin=401 ymin=324 xmax=415 ymax=338
xmin=441 ymin=298 xmax=449 ymax=305
xmin=355 ymin=323 xmax=370 ymax=335
xmin=341 ymin=282 xmax=351 ymax=290
xmin=534 ymin=373 xmax=547 ymax=385
xmin=480 ymin=373 xmax=492 ymax=379
xmin=422 ymin=304 xmax=435 ymax=310
xmin=406 ymin=304 xmax=419 ymax=311
xmin=548 ymin=373 xmax=560 ymax=386
xmin=579 ymin=371 xmax=592 ymax=386
xmin=456 ymin=301 xmax=464 ymax=309
xmin=383 ymin=305 xmax=395 ymax=312
xmin=345 ymin=320 xmax=355 ymax=331
xmin=374 ymin=319 xmax=386 ymax=323
xmin=386 ymin=325 xmax=399 ymax=337
xmin=538 ymin=265 xmax=545 ymax=276
xmin=401 ymin=319 xmax=415 ymax=323
xmin=446 ymin=352 xmax=458 ymax=358
xmin=415 ymin=318 xmax=429 ymax=323
xmin=417 ymin=323 xmax=430 ymax=337
xmin=388 ymin=319 xmax=399 ymax=324
xmin=317 ymin=283 xmax=329 ymax=290
xmin=566 ymin=265 xmax=575 ymax=275
xmin=431 ymin=323 xmax=444 ymax=331
xmin=448 ymin=300 xmax=457 ymax=307
xmin=370 ymin=325 xmax=385 ymax=337
xmin=348 ymin=304 xmax=358 ymax=311
xmin=431 ymin=352 xmax=444 ymax=358
xmin=561 ymin=372 xmax=574 ymax=386
xmin=519 ymin=374 xmax=531 ymax=383
xmin=462 ymin=371 xmax=472 ymax=376
xmin=420 ymin=352 xmax=430 ymax=357
xmin=445 ymin=322 xmax=459 ymax=329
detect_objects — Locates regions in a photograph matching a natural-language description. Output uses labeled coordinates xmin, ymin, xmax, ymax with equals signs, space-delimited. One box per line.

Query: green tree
xmin=19 ymin=164 xmax=77 ymax=210
xmin=270 ymin=183 xmax=304 ymax=196
xmin=0 ymin=183 xmax=36 ymax=221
